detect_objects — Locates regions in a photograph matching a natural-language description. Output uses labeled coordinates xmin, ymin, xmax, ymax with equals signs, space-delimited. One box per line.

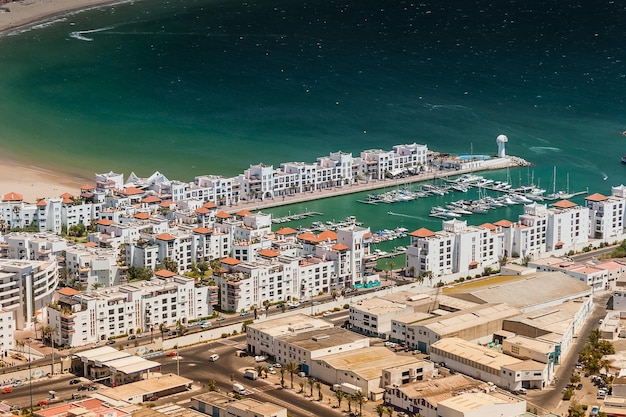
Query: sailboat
xmin=545 ymin=166 xmax=574 ymax=200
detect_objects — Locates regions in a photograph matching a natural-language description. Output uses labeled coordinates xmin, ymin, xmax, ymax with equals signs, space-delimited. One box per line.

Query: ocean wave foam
xmin=529 ymin=146 xmax=561 ymax=154
xmin=69 ymin=26 xmax=114 ymax=42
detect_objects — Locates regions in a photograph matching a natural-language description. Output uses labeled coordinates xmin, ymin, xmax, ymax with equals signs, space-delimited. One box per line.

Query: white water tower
xmin=496 ymin=134 xmax=508 ymax=158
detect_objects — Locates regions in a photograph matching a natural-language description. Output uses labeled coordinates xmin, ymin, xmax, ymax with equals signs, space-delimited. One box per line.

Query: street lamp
xmin=27 ymin=337 xmax=33 ymax=413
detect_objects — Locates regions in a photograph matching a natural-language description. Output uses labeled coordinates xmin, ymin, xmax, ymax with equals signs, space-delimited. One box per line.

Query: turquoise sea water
xmin=1 ymin=0 xmax=626 ymax=258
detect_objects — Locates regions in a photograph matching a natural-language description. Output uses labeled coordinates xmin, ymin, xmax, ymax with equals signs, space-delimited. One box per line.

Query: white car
xmin=254 ymin=355 xmax=268 ymax=362
xmin=322 ymin=311 xmax=332 ymax=317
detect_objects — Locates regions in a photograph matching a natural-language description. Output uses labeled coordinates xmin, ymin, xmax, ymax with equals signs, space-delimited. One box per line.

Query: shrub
xmin=343 ymin=304 xmax=349 ymax=309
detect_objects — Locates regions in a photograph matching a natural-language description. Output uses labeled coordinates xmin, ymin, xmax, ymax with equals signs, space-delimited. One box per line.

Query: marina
xmin=271 ymin=210 xmax=323 ymax=224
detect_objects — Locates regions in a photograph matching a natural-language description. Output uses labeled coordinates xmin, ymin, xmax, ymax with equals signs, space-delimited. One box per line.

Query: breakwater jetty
xmin=227 ymin=155 xmax=530 ymax=214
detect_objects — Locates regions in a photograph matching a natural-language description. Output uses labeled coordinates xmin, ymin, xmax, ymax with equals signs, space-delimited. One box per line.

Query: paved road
xmin=523 ymin=292 xmax=610 ymax=414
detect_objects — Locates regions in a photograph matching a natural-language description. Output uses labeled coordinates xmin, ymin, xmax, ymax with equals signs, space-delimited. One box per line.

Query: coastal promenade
xmin=226 ymin=156 xmax=530 ymax=214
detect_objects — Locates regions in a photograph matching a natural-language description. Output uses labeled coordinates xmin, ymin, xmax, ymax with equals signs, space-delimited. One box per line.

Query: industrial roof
xmin=277 ymin=327 xmax=368 ymax=350
xmin=319 ymin=347 xmax=422 ymax=381
xmin=414 ymin=303 xmax=520 ymax=336
xmin=96 ymin=374 xmax=192 ymax=402
xmin=106 ymin=356 xmax=161 ymax=375
xmin=247 ymin=313 xmax=333 ymax=337
xmin=437 ymin=391 xmax=522 ymax=412
xmin=431 ymin=337 xmax=522 ymax=371
xmin=396 ymin=374 xmax=484 ymax=403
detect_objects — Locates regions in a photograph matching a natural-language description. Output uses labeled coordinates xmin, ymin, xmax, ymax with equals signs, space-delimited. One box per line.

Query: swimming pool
xmin=458 ymin=155 xmax=492 ymax=161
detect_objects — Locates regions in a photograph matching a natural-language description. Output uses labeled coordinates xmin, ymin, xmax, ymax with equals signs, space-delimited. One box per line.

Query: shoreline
xmin=0 ymin=160 xmax=87 ymax=203
xmin=0 ymin=0 xmax=126 ymax=35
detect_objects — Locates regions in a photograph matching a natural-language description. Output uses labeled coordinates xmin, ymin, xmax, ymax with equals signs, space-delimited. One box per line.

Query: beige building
xmin=310 ymin=346 xmax=434 ymax=398
xmin=191 ymin=392 xmax=287 ymax=417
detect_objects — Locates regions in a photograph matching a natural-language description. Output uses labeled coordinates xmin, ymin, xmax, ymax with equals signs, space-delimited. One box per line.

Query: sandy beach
xmin=0 ymin=0 xmax=122 ymax=34
xmin=0 ymin=160 xmax=87 ymax=203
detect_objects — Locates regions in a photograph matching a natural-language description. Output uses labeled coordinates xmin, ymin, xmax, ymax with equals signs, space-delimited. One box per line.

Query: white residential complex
xmin=47 ymin=271 xmax=215 ymax=347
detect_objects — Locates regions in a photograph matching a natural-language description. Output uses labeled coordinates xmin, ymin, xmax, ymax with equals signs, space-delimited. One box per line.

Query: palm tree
xmin=376 ymin=404 xmax=386 ymax=417
xmin=285 ymin=361 xmax=298 ymax=388
xmin=255 ymin=365 xmax=265 ymax=379
xmin=315 ymin=381 xmax=322 ymax=400
xmin=298 ymin=381 xmax=305 ymax=395
xmin=354 ymin=390 xmax=365 ymax=416
xmin=279 ymin=368 xmax=286 ymax=387
xmin=384 ymin=406 xmax=394 ymax=417
xmin=347 ymin=395 xmax=354 ymax=413
xmin=32 ymin=315 xmax=40 ymax=340
xmin=335 ymin=390 xmax=345 ymax=409
xmin=424 ymin=270 xmax=433 ymax=286
xmin=206 ymin=379 xmax=217 ymax=391
xmin=307 ymin=378 xmax=314 ymax=397
xmin=159 ymin=323 xmax=166 ymax=339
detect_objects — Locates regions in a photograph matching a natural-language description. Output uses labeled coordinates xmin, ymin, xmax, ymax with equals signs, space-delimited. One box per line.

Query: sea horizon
xmin=1 ymin=0 xmax=626 ymax=240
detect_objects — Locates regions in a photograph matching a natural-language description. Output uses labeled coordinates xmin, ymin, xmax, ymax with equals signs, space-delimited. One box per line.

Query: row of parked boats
xmin=429 ymin=194 xmax=537 ymax=219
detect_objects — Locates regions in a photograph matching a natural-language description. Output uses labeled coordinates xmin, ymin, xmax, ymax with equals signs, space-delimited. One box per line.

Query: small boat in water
xmin=622 ymin=155 xmax=626 ymax=164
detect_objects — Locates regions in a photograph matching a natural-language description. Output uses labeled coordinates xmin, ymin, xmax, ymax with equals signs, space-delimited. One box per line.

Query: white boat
xmin=511 ymin=194 xmax=532 ymax=204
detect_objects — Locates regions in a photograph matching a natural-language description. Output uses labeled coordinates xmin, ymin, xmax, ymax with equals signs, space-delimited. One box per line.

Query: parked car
xmin=240 ymin=311 xmax=251 ymax=317
xmin=2 ymin=387 xmax=12 ymax=394
xmin=590 ymin=406 xmax=600 ymax=416
xmin=322 ymin=311 xmax=332 ymax=317
xmin=128 ymin=335 xmax=136 ymax=341
xmin=106 ymin=339 xmax=115 ymax=345
xmin=69 ymin=379 xmax=82 ymax=385
xmin=216 ymin=316 xmax=226 ymax=321
xmin=166 ymin=351 xmax=177 ymax=357
xmin=209 ymin=354 xmax=219 ymax=362
xmin=576 ymin=383 xmax=583 ymax=390
xmin=92 ymin=343 xmax=102 ymax=348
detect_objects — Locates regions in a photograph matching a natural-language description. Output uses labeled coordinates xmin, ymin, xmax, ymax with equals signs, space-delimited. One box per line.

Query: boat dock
xmin=272 ymin=211 xmax=323 ymax=224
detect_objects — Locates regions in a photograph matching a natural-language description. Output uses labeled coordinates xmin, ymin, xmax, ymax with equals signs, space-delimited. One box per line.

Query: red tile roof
xmin=80 ymin=184 xmax=94 ymax=190
xmin=155 ymin=269 xmax=177 ymax=278
xmin=84 ymin=242 xmax=98 ymax=247
xmin=3 ymin=192 xmax=23 ymax=201
xmin=409 ymin=228 xmax=436 ymax=238
xmin=552 ymin=199 xmax=577 ymax=208
xmin=276 ymin=227 xmax=298 ymax=235
xmin=36 ymin=199 xmax=47 ymax=207
xmin=155 ymin=233 xmax=176 ymax=241
xmin=585 ymin=193 xmax=608 ymax=202
xmin=195 ymin=207 xmax=210 ymax=214
xmin=332 ymin=243 xmax=349 ymax=251
xmin=221 ymin=257 xmax=241 ymax=266
xmin=493 ymin=219 xmax=514 ymax=227
xmin=59 ymin=192 xmax=73 ymax=199
xmin=193 ymin=227 xmax=213 ymax=234
xmin=97 ymin=219 xmax=114 ymax=226
xmin=142 ymin=195 xmax=161 ymax=203
xmin=62 ymin=198 xmax=73 ymax=204
xmin=236 ymin=209 xmax=252 ymax=217
xmin=478 ymin=223 xmax=497 ymax=231
xmin=58 ymin=287 xmax=79 ymax=296
xmin=159 ymin=200 xmax=175 ymax=208
xmin=216 ymin=211 xmax=231 ymax=219
xmin=120 ymin=186 xmax=144 ymax=196
xmin=318 ymin=230 xmax=338 ymax=241
xmin=203 ymin=201 xmax=217 ymax=209
xmin=297 ymin=232 xmax=320 ymax=243
xmin=469 ymin=261 xmax=479 ymax=266
xmin=258 ymin=249 xmax=280 ymax=258
xmin=134 ymin=213 xmax=150 ymax=220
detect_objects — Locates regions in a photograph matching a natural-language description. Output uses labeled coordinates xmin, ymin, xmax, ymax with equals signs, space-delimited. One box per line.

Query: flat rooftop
xmin=95 ymin=373 xmax=191 ymax=402
xmin=431 ymin=337 xmax=522 ymax=371
xmin=247 ymin=313 xmax=333 ymax=336
xmin=443 ymin=271 xmax=591 ymax=311
xmin=438 ymin=391 xmax=524 ymax=412
xmin=319 ymin=347 xmax=422 ymax=381
xmin=415 ymin=303 xmax=520 ymax=336
xmin=277 ymin=327 xmax=368 ymax=350
xmin=396 ymin=374 xmax=485 ymax=403
xmin=504 ymin=300 xmax=585 ymax=337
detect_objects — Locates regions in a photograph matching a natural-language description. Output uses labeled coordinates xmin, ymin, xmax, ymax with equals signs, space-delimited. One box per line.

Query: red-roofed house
xmin=3 ymin=191 xmax=23 ymax=202
xmin=551 ymin=199 xmax=577 ymax=209
xmin=155 ymin=233 xmax=176 ymax=241
xmin=585 ymin=193 xmax=608 ymax=202
xmin=332 ymin=243 xmax=349 ymax=251
xmin=155 ymin=269 xmax=177 ymax=278
xmin=257 ymin=249 xmax=280 ymax=258
xmin=409 ymin=228 xmax=436 ymax=238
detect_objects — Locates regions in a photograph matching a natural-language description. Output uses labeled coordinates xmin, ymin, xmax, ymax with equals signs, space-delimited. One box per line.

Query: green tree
xmin=285 ymin=361 xmax=298 ymax=389
xmin=376 ymin=404 xmax=386 ymax=417
xmin=315 ymin=381 xmax=322 ymax=400
xmin=206 ymin=379 xmax=217 ymax=391
xmin=279 ymin=368 xmax=286 ymax=387
xmin=384 ymin=406 xmax=394 ymax=417
xmin=335 ymin=390 xmax=345 ymax=409
xmin=354 ymin=390 xmax=365 ymax=416
xmin=307 ymin=378 xmax=314 ymax=397
xmin=161 ymin=257 xmax=178 ymax=272
xmin=298 ymin=381 xmax=304 ymax=394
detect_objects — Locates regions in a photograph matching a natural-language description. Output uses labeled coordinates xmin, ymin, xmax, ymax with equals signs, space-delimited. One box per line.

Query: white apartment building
xmin=1 ymin=232 xmax=67 ymax=261
xmin=405 ymin=219 xmax=502 ymax=282
xmin=586 ymin=186 xmax=626 ymax=242
xmin=0 ymin=309 xmax=14 ymax=359
xmin=64 ymin=245 xmax=126 ymax=289
xmin=360 ymin=143 xmax=428 ymax=179
xmin=529 ymin=257 xmax=626 ymax=291
xmin=48 ymin=271 xmax=214 ymax=347
xmin=0 ymin=258 xmax=58 ymax=329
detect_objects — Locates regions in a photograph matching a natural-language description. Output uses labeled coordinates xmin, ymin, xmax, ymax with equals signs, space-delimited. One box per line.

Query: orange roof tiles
xmin=3 ymin=192 xmax=23 ymax=201
xmin=155 ymin=269 xmax=177 ymax=278
xmin=134 ymin=212 xmax=150 ymax=220
xmin=258 ymin=249 xmax=280 ymax=258
xmin=80 ymin=184 xmax=94 ymax=190
xmin=493 ymin=219 xmax=514 ymax=227
xmin=318 ymin=230 xmax=337 ymax=241
xmin=159 ymin=200 xmax=175 ymax=208
xmin=221 ymin=257 xmax=241 ymax=266
xmin=203 ymin=201 xmax=217 ymax=208
xmin=97 ymin=219 xmax=114 ymax=226
xmin=36 ymin=199 xmax=47 ymax=207
xmin=409 ymin=228 xmax=436 ymax=238
xmin=84 ymin=242 xmax=98 ymax=247
xmin=216 ymin=211 xmax=231 ymax=219
xmin=297 ymin=232 xmax=320 ymax=243
xmin=585 ymin=193 xmax=608 ymax=202
xmin=236 ymin=209 xmax=252 ymax=217
xmin=121 ymin=186 xmax=144 ymax=196
xmin=469 ymin=261 xmax=479 ymax=266
xmin=195 ymin=207 xmax=210 ymax=214
xmin=276 ymin=227 xmax=298 ymax=235
xmin=552 ymin=199 xmax=577 ymax=208
xmin=193 ymin=227 xmax=213 ymax=234
xmin=155 ymin=233 xmax=176 ymax=241
xmin=478 ymin=223 xmax=497 ymax=231
xmin=332 ymin=243 xmax=349 ymax=251
xmin=58 ymin=287 xmax=79 ymax=296
xmin=62 ymin=198 xmax=73 ymax=204
xmin=555 ymin=241 xmax=565 ymax=246
xmin=142 ymin=195 xmax=161 ymax=203
xmin=59 ymin=192 xmax=73 ymax=199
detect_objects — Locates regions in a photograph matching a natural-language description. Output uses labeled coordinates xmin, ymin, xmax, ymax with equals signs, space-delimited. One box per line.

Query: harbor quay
xmin=226 ymin=155 xmax=530 ymax=214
